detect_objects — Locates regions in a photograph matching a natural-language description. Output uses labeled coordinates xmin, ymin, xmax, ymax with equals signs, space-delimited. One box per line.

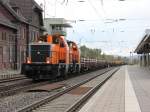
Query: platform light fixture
xmin=78 ymin=0 xmax=85 ymax=2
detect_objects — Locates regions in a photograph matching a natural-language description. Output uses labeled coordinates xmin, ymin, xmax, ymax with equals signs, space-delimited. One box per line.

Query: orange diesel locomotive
xmin=21 ymin=34 xmax=80 ymax=80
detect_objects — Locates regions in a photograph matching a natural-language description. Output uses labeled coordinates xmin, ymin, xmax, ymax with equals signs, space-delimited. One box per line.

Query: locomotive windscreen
xmin=30 ymin=45 xmax=51 ymax=63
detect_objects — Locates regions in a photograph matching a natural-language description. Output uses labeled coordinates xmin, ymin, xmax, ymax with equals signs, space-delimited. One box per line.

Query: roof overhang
xmin=33 ymin=1 xmax=43 ymax=11
xmin=0 ymin=19 xmax=17 ymax=29
xmin=44 ymin=18 xmax=72 ymax=28
xmin=0 ymin=0 xmax=28 ymax=24
xmin=40 ymin=26 xmax=47 ymax=31
xmin=50 ymin=23 xmax=72 ymax=28
xmin=134 ymin=29 xmax=150 ymax=54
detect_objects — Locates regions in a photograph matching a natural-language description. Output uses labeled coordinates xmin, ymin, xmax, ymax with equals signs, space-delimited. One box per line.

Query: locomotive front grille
xmin=30 ymin=45 xmax=51 ymax=63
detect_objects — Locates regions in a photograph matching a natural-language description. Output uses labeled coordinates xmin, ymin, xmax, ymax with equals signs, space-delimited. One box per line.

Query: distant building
xmin=44 ymin=18 xmax=72 ymax=36
xmin=0 ymin=0 xmax=44 ymax=70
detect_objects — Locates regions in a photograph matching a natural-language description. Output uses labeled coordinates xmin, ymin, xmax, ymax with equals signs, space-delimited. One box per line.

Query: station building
xmin=0 ymin=0 xmax=44 ymax=70
xmin=134 ymin=29 xmax=150 ymax=67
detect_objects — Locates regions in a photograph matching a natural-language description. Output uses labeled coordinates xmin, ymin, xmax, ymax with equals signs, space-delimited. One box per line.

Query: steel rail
xmin=0 ymin=75 xmax=27 ymax=83
xmin=0 ymin=81 xmax=49 ymax=98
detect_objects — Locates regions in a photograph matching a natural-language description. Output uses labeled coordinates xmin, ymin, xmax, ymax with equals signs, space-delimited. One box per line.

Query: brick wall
xmin=15 ymin=23 xmax=28 ymax=69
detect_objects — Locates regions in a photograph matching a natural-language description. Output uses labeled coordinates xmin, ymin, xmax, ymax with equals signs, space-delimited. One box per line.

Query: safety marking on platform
xmin=125 ymin=66 xmax=141 ymax=112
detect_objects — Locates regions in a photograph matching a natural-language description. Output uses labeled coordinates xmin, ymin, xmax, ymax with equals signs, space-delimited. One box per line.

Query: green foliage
xmin=80 ymin=45 xmax=102 ymax=59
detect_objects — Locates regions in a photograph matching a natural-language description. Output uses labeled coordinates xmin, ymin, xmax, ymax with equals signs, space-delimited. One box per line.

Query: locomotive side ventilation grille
xmin=30 ymin=45 xmax=51 ymax=63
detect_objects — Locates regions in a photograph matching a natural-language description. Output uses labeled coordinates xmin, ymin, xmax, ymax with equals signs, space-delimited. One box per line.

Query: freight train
xmin=21 ymin=34 xmax=123 ymax=81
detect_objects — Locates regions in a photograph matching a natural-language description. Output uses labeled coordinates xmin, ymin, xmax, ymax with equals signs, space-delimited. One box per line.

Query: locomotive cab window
xmin=60 ymin=41 xmax=65 ymax=47
xmin=73 ymin=45 xmax=77 ymax=50
xmin=69 ymin=43 xmax=73 ymax=48
xmin=53 ymin=35 xmax=59 ymax=44
xmin=30 ymin=45 xmax=51 ymax=63
xmin=38 ymin=35 xmax=47 ymax=42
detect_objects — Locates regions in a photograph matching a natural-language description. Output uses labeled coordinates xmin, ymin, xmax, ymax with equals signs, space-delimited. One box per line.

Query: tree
xmin=80 ymin=45 xmax=102 ymax=59
xmin=79 ymin=45 xmax=126 ymax=63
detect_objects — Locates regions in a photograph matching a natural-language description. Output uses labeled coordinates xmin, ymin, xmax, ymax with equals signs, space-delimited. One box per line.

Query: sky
xmin=35 ymin=0 xmax=150 ymax=56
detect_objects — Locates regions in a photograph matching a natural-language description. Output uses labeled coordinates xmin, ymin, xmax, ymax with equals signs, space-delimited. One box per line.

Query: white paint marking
xmin=125 ymin=66 xmax=141 ymax=112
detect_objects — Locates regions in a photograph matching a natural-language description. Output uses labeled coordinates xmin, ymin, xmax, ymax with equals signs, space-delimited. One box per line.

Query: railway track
xmin=0 ymin=80 xmax=50 ymax=98
xmin=0 ymin=75 xmax=27 ymax=83
xmin=0 ymin=75 xmax=33 ymax=98
xmin=0 ymin=68 xmax=107 ymax=99
xmin=17 ymin=67 xmax=119 ymax=112
xmin=65 ymin=68 xmax=119 ymax=112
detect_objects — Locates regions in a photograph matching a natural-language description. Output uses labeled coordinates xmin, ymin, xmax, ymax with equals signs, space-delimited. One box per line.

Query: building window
xmin=33 ymin=32 xmax=36 ymax=41
xmin=52 ymin=26 xmax=55 ymax=30
xmin=0 ymin=47 xmax=2 ymax=54
xmin=29 ymin=31 xmax=39 ymax=42
xmin=32 ymin=32 xmax=35 ymax=41
xmin=0 ymin=47 xmax=3 ymax=63
xmin=2 ymin=32 xmax=6 ymax=40
xmin=36 ymin=33 xmax=39 ymax=41
xmin=22 ymin=28 xmax=26 ymax=39
xmin=11 ymin=45 xmax=15 ymax=62
xmin=22 ymin=28 xmax=24 ymax=39
xmin=12 ymin=7 xmax=20 ymax=15
xmin=56 ymin=26 xmax=62 ymax=30
xmin=29 ymin=31 xmax=33 ymax=42
xmin=3 ymin=46 xmax=7 ymax=63
xmin=9 ymin=34 xmax=15 ymax=42
xmin=34 ymin=32 xmax=39 ymax=41
xmin=0 ymin=32 xmax=2 ymax=40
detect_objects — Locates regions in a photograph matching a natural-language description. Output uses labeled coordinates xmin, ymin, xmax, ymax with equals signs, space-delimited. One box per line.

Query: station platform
xmin=0 ymin=69 xmax=20 ymax=79
xmin=79 ymin=65 xmax=150 ymax=112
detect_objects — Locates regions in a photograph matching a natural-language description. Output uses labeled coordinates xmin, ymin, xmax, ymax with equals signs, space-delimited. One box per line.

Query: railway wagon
xmin=80 ymin=58 xmax=107 ymax=71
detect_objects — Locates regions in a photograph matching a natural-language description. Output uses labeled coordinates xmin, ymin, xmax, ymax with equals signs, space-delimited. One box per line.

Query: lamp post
xmin=54 ymin=0 xmax=58 ymax=17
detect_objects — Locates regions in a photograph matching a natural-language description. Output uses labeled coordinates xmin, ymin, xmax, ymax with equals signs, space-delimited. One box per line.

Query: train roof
xmin=29 ymin=42 xmax=52 ymax=45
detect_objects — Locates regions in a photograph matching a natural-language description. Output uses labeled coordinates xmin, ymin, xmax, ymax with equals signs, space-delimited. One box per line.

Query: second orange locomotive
xmin=21 ymin=34 xmax=80 ymax=80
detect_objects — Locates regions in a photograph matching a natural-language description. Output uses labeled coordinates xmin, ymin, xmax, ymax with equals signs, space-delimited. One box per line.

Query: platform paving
xmin=78 ymin=65 xmax=150 ymax=112
xmin=0 ymin=69 xmax=20 ymax=79
xmin=128 ymin=66 xmax=150 ymax=112
xmin=79 ymin=66 xmax=125 ymax=112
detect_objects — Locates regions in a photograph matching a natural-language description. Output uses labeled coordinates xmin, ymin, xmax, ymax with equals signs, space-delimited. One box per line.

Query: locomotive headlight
xmin=27 ymin=57 xmax=31 ymax=64
xmin=46 ymin=57 xmax=50 ymax=64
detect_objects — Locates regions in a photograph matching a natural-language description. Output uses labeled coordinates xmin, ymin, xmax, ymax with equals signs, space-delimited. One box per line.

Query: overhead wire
xmin=61 ymin=0 xmax=69 ymax=5
xmin=87 ymin=0 xmax=103 ymax=19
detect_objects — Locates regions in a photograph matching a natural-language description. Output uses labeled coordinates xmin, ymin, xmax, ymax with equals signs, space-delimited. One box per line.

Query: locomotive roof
xmin=29 ymin=42 xmax=52 ymax=45
xmin=67 ymin=40 xmax=76 ymax=44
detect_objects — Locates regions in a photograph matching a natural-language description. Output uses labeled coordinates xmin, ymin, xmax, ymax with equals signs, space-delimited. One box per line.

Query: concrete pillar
xmin=140 ymin=55 xmax=142 ymax=66
xmin=144 ymin=54 xmax=147 ymax=67
xmin=146 ymin=53 xmax=149 ymax=66
xmin=141 ymin=54 xmax=144 ymax=66
xmin=148 ymin=53 xmax=150 ymax=67
xmin=142 ymin=54 xmax=146 ymax=67
xmin=145 ymin=54 xmax=147 ymax=66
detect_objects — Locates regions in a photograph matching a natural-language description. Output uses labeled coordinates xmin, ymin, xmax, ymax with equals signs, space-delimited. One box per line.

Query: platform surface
xmin=79 ymin=65 xmax=150 ymax=112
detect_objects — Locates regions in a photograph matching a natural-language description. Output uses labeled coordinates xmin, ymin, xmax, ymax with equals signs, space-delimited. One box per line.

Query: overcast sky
xmin=35 ymin=0 xmax=150 ymax=56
